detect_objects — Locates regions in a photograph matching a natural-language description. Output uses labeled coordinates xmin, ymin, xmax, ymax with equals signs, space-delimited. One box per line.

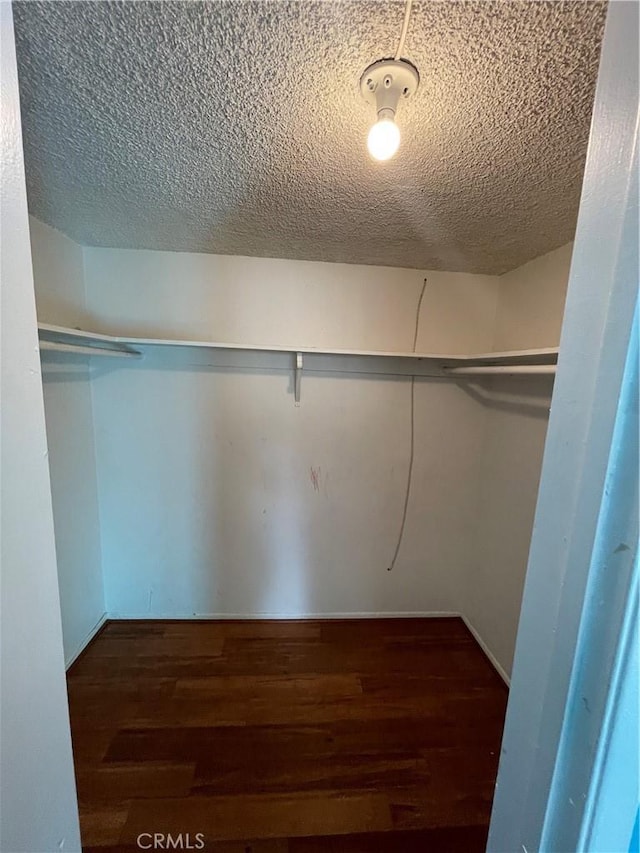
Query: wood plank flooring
xmin=67 ymin=618 xmax=508 ymax=852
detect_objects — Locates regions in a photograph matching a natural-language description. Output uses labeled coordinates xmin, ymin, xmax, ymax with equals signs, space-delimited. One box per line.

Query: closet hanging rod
xmin=444 ymin=365 xmax=556 ymax=376
xmin=39 ymin=341 xmax=141 ymax=359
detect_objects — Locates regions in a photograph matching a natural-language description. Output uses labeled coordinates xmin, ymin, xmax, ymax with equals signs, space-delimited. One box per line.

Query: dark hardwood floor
xmin=67 ymin=618 xmax=508 ymax=852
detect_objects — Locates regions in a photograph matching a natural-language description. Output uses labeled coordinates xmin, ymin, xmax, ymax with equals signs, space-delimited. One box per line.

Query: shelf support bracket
xmin=294 ymin=352 xmax=303 ymax=405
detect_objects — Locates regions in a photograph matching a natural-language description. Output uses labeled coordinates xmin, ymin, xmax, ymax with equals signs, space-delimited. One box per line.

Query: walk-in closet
xmin=5 ymin=0 xmax=637 ymax=851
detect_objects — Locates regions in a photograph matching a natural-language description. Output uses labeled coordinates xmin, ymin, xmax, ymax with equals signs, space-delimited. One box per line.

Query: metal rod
xmin=444 ymin=364 xmax=557 ymax=376
xmin=294 ymin=352 xmax=303 ymax=404
xmin=39 ymin=341 xmax=140 ymax=359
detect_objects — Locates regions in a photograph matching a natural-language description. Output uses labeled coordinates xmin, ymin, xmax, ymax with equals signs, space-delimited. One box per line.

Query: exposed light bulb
xmin=360 ymin=59 xmax=418 ymax=162
xmin=367 ymin=118 xmax=400 ymax=161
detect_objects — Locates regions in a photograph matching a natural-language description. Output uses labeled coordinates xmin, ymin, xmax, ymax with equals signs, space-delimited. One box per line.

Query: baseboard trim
xmin=65 ymin=612 xmax=108 ymax=670
xmin=461 ymin=615 xmax=511 ymax=687
xmin=106 ymin=610 xmax=460 ymax=621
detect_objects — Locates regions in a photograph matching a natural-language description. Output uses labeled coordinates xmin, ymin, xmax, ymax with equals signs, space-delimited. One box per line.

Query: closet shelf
xmin=37 ymin=323 xmax=558 ymax=366
xmin=38 ymin=324 xmax=141 ymax=359
xmin=39 ymin=340 xmax=141 ymax=359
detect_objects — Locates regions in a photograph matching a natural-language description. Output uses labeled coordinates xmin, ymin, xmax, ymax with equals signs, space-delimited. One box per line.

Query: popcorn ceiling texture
xmin=14 ymin=0 xmax=605 ymax=274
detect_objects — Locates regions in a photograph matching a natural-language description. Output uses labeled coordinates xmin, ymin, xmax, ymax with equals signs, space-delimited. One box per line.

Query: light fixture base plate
xmin=360 ymin=59 xmax=420 ymax=111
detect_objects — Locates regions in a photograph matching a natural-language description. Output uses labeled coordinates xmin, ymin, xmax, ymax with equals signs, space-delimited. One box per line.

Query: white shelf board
xmin=38 ymin=323 xmax=140 ymax=358
xmin=37 ymin=323 xmax=559 ymax=365
xmin=39 ymin=323 xmax=125 ymax=346
xmin=125 ymin=338 xmax=461 ymax=360
xmin=39 ymin=340 xmax=140 ymax=359
xmin=460 ymin=347 xmax=559 ymax=366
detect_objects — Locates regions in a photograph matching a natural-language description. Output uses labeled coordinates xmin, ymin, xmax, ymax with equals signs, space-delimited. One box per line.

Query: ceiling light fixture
xmin=360 ymin=0 xmax=419 ymax=161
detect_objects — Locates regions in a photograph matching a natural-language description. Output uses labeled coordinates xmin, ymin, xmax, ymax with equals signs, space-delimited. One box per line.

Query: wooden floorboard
xmin=67 ymin=617 xmax=507 ymax=851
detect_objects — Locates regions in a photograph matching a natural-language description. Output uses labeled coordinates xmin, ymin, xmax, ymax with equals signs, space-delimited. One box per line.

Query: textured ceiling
xmin=14 ymin=0 xmax=606 ymax=274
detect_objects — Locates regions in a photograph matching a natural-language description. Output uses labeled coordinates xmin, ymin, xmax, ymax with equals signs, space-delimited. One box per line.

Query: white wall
xmin=83 ymin=247 xmax=497 ymax=618
xmin=30 ymin=218 xmax=105 ymax=665
xmin=493 ymin=243 xmax=573 ymax=351
xmin=465 ymin=244 xmax=573 ymax=680
xmin=83 ymin=248 xmax=499 ymax=354
xmin=0 ymin=6 xmax=81 ymax=850
xmin=30 ymin=216 xmax=89 ymax=328
xmin=33 ymin=225 xmax=570 ymax=671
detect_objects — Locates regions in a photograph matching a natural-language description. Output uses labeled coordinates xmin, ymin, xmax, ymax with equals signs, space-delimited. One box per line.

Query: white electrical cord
xmin=411 ymin=276 xmax=427 ymax=353
xmin=394 ymin=0 xmax=414 ymax=60
xmin=388 ymin=277 xmax=427 ymax=572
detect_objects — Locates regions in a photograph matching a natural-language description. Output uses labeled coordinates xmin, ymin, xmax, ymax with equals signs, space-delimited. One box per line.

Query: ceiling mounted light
xmin=360 ymin=0 xmax=419 ymax=162
xmin=360 ymin=59 xmax=419 ymax=161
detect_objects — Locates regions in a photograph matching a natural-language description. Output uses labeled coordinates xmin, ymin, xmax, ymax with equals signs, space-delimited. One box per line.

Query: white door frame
xmin=488 ymin=2 xmax=639 ymax=851
xmin=1 ymin=2 xmax=81 ymax=851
